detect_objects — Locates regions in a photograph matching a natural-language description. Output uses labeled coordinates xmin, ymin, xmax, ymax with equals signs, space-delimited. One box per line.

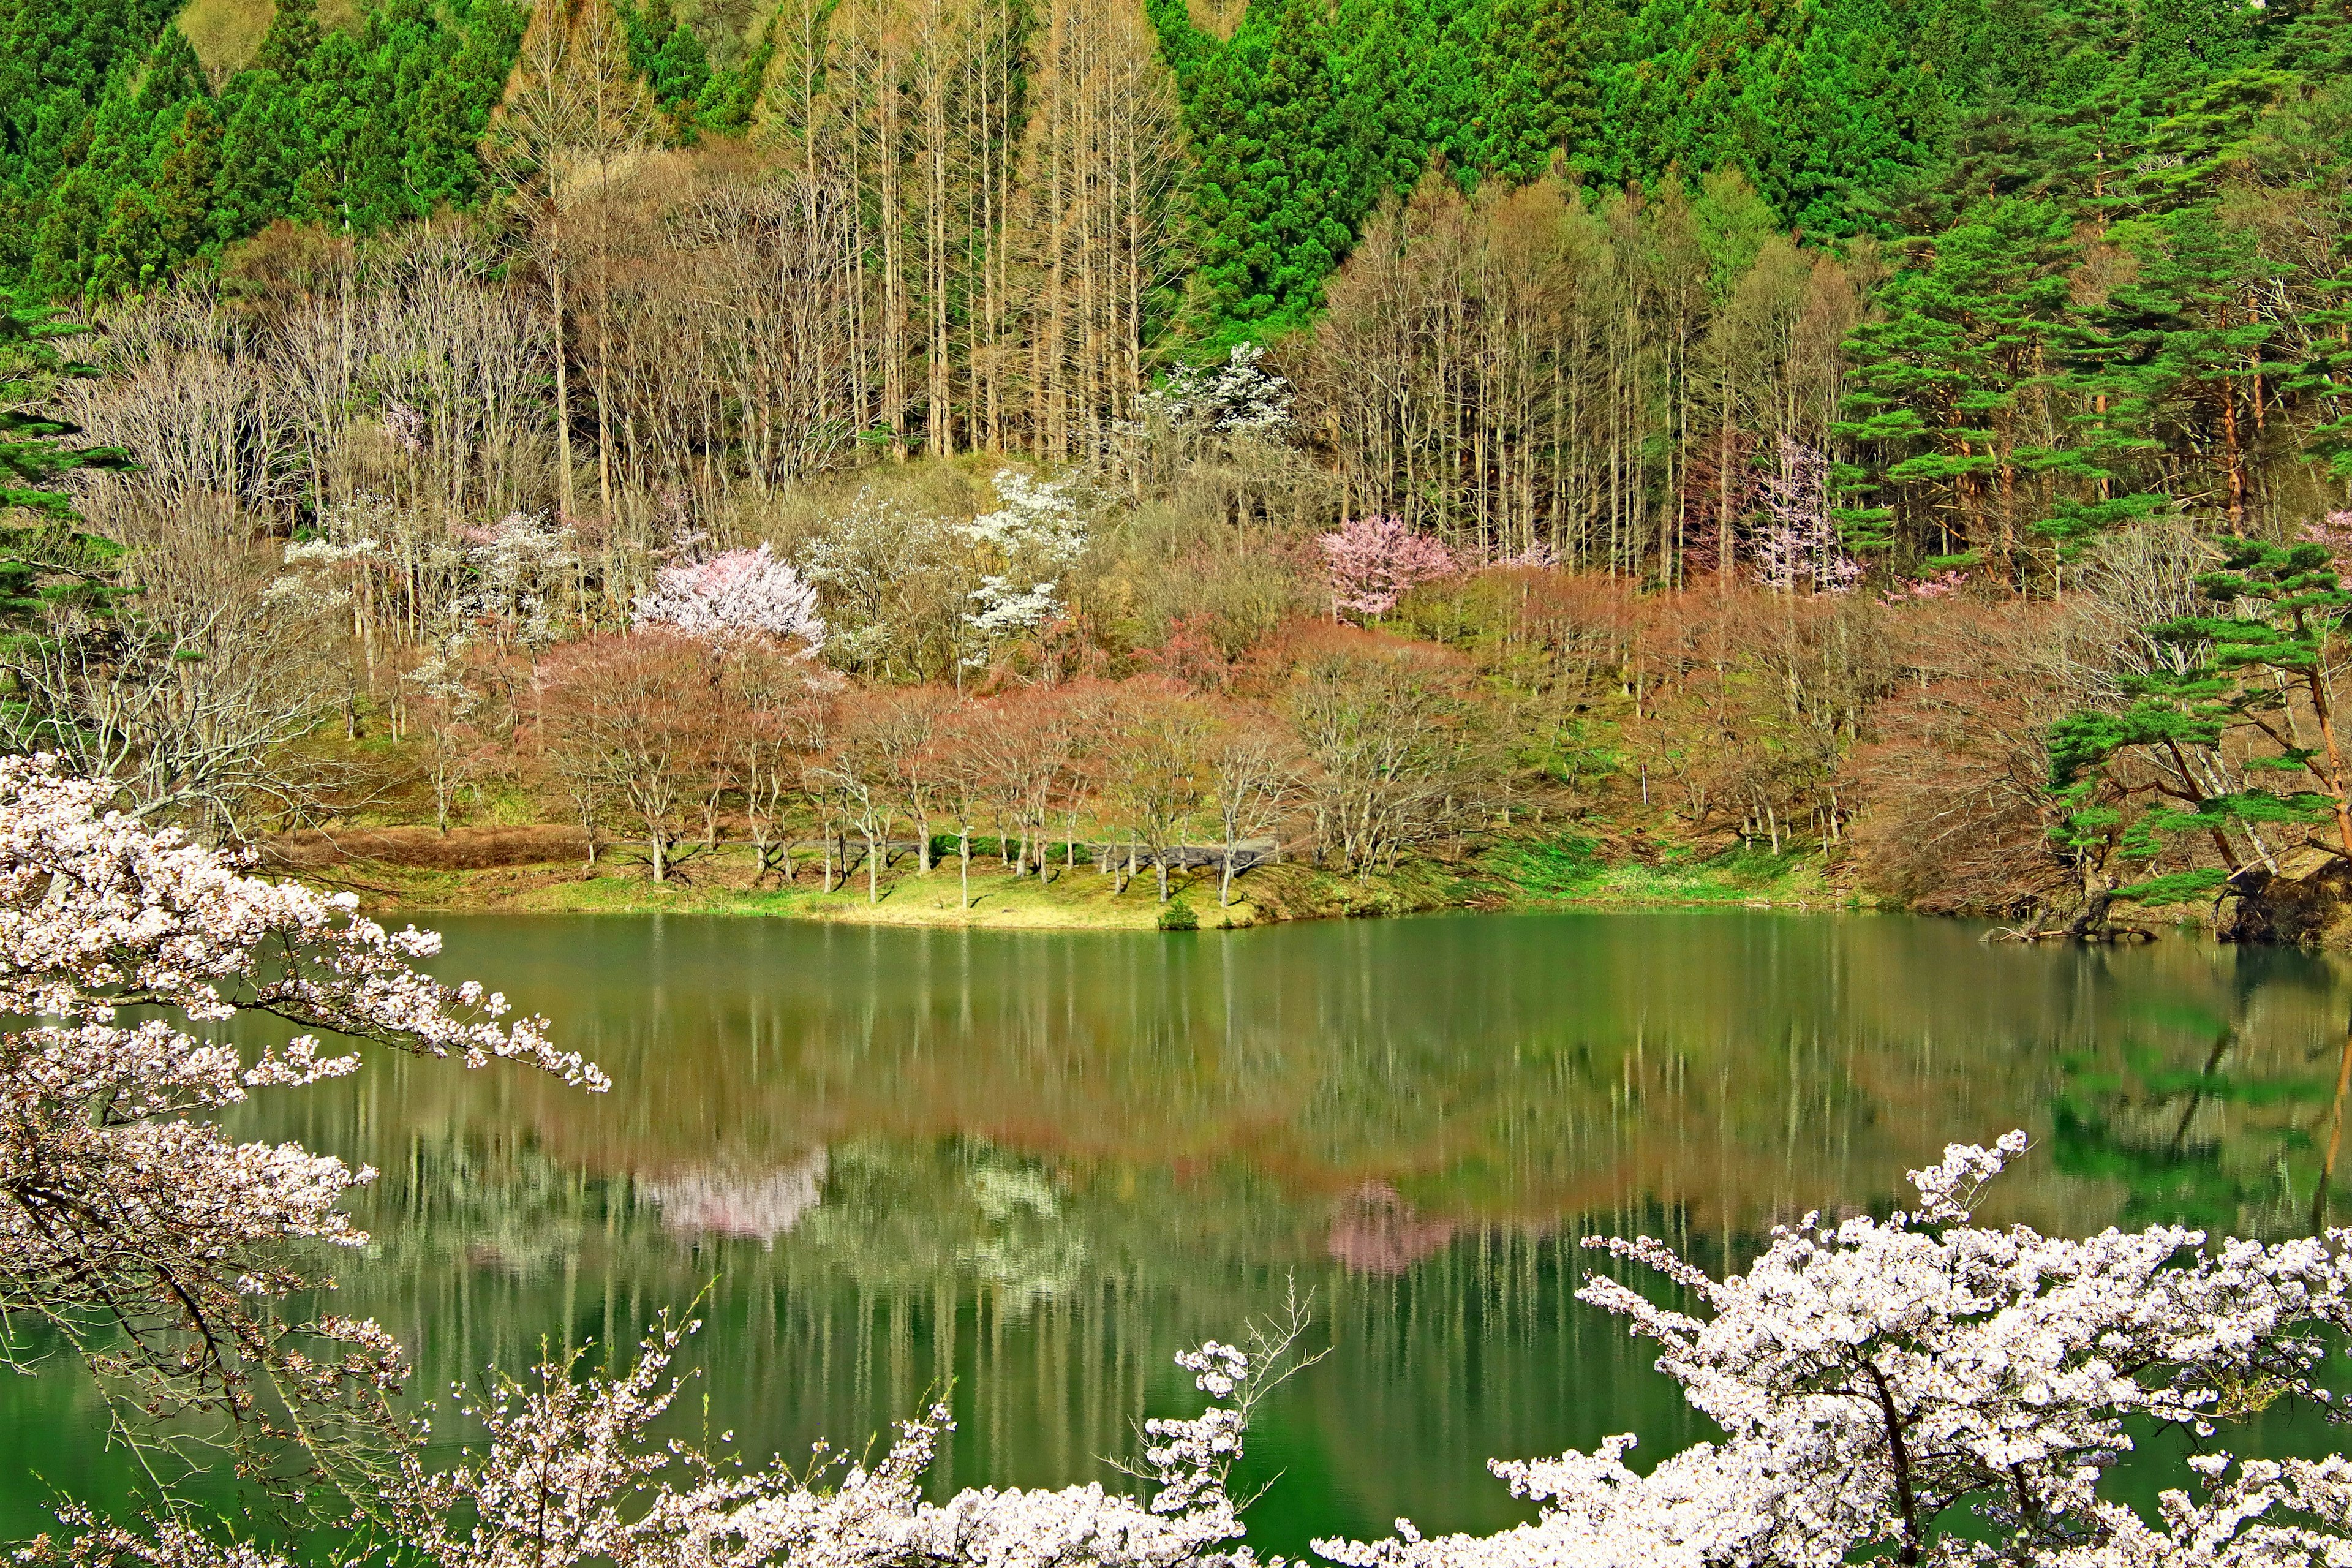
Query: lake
xmin=6 ymin=910 xmax=2351 ymax=1553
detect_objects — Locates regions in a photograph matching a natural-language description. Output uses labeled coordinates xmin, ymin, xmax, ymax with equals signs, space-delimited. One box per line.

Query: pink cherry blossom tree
xmin=1319 ymin=516 xmax=1456 ymax=621
xmin=1751 ymin=437 xmax=1861 ymax=595
xmin=631 ymin=545 xmax=826 ymax=653
xmin=2301 ymin=510 xmax=2352 ymax=566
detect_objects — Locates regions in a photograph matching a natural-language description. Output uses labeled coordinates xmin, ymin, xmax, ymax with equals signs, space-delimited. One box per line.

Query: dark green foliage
xmin=620 ymin=0 xmax=715 ymax=124
xmin=1137 ymin=0 xmax=2329 ymax=343
xmin=2045 ymin=541 xmax=2352 ymax=913
xmin=0 ymin=290 xmax=130 ymax=625
xmin=1177 ymin=0 xmax=1366 ymax=340
xmin=6 ymin=0 xmax=530 ymax=301
xmin=1836 ymin=198 xmax=2081 ymax=573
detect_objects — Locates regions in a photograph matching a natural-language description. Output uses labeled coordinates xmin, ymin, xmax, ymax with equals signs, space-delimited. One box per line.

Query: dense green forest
xmin=10 ymin=0 xmax=2352 ymax=936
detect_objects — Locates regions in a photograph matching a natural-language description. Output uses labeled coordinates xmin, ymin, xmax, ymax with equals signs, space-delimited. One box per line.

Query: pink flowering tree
xmin=1317 ymin=1132 xmax=2352 ymax=1568
xmin=1319 ymin=516 xmax=1456 ymax=621
xmin=1751 ymin=437 xmax=1861 ymax=595
xmin=2302 ymin=510 xmax=2352 ymax=566
xmin=631 ymin=545 xmax=826 ymax=654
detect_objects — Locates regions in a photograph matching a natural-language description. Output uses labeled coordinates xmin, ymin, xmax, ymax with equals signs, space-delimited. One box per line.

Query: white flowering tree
xmin=1142 ymin=344 xmax=1295 ymax=439
xmin=374 ymin=1298 xmax=1316 ymax=1568
xmin=1751 ymin=437 xmax=1861 ymax=595
xmin=0 ymin=755 xmax=603 ymax=1498
xmin=460 ymin=510 xmax=578 ymax=650
xmin=1317 ymin=1132 xmax=2352 ymax=1568
xmin=631 ymin=545 xmax=826 ymax=654
xmin=957 ymin=470 xmax=1089 ymax=669
xmin=28 ymin=1275 xmax=1317 ymax=1568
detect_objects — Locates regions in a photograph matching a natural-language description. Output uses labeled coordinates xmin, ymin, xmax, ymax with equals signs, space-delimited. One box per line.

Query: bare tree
xmin=1107 ymin=680 xmax=1210 ymax=902
xmin=481 ymin=0 xmax=665 ymax=525
xmin=1204 ymin=709 xmax=1302 ymax=907
xmin=1012 ymin=0 xmax=1184 ymax=462
xmin=718 ymin=641 xmax=835 ymax=884
xmin=1281 ymin=637 xmax=1494 ymax=875
xmin=535 ymin=632 xmax=717 ymax=881
xmin=11 ymin=506 xmax=346 ymax=839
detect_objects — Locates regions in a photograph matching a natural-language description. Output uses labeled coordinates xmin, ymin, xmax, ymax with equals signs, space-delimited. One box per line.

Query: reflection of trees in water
xmin=1327 ymin=1183 xmax=1455 ymax=1275
xmin=639 ymin=1149 xmax=829 ymax=1245
xmin=2044 ymin=947 xmax=2352 ymax=1237
xmin=293 ymin=1129 xmax=1697 ymax=1548
xmin=337 ymin=919 xmax=2346 ymax=1244
xmin=168 ymin=916 xmax=2352 ymax=1551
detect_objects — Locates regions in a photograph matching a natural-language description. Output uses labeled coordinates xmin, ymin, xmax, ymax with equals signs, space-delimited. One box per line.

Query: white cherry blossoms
xmin=1317 ymin=1132 xmax=2352 ymax=1568
xmin=0 ymin=754 xmax=602 ymax=1463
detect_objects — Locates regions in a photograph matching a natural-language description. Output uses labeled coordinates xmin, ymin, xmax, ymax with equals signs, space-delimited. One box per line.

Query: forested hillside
xmin=8 ymin=0 xmax=2352 ymax=935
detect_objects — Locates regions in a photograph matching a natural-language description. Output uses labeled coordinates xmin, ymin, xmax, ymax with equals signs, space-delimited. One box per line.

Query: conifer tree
xmin=1838 ymin=198 xmax=2077 ymax=575
xmin=0 ymin=289 xmax=130 ymax=626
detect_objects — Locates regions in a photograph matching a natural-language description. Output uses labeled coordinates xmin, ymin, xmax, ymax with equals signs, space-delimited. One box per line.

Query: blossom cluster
xmin=631 ymin=544 xmax=826 ymax=652
xmin=0 ymin=755 xmax=602 ymax=1474
xmin=1751 ymin=437 xmax=1861 ymax=595
xmin=47 ymin=1314 xmax=1294 ymax=1568
xmin=1142 ymin=344 xmax=1295 ymax=437
xmin=1316 ymin=1133 xmax=2352 ymax=1568
xmin=405 ymin=1312 xmax=1284 ymax=1568
xmin=1318 ymin=515 xmax=1456 ymax=620
xmin=959 ymin=470 xmax=1090 ymax=663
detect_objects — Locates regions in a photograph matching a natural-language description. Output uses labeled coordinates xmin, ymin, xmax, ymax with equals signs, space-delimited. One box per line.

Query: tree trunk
xmin=551 ymin=246 xmax=575 ymax=522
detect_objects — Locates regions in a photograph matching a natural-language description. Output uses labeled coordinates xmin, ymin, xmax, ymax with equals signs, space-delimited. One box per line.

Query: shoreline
xmin=284 ymin=828 xmax=1856 ymax=929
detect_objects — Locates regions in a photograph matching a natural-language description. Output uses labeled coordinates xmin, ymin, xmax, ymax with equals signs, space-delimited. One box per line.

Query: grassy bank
xmin=305 ymin=828 xmax=1861 ymax=927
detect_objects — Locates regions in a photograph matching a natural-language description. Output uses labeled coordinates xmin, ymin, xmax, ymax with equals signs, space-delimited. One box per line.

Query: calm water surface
xmin=7 ymin=911 xmax=2352 ymax=1550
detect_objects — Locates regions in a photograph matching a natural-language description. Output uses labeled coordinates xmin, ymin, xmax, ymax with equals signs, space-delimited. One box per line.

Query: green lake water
xmin=7 ymin=910 xmax=2352 ymax=1553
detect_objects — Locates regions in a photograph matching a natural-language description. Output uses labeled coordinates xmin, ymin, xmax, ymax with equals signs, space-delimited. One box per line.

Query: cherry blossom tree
xmin=0 ymin=755 xmax=601 ymax=1499
xmin=2301 ymin=510 xmax=2352 ymax=568
xmin=27 ymin=1280 xmax=1321 ymax=1568
xmin=1316 ymin=1132 xmax=2352 ymax=1568
xmin=1751 ymin=437 xmax=1861 ymax=595
xmin=957 ymin=471 xmax=1090 ymax=669
xmin=1143 ymin=344 xmax=1295 ymax=438
xmin=631 ymin=545 xmax=826 ymax=654
xmin=456 ymin=510 xmax=578 ymax=652
xmin=1319 ymin=516 xmax=1455 ymax=622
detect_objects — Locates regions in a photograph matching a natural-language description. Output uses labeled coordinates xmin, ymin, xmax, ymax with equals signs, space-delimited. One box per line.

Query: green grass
xmin=314 ymin=827 xmax=1860 ymax=928
xmin=339 ymin=845 xmax=1276 ymax=930
xmin=1483 ymin=834 xmax=1850 ymax=910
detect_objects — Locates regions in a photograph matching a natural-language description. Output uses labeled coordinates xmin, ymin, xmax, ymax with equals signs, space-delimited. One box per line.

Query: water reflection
xmin=5 ymin=912 xmax=2351 ymax=1555
xmin=639 ymin=1151 xmax=829 ymax=1246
